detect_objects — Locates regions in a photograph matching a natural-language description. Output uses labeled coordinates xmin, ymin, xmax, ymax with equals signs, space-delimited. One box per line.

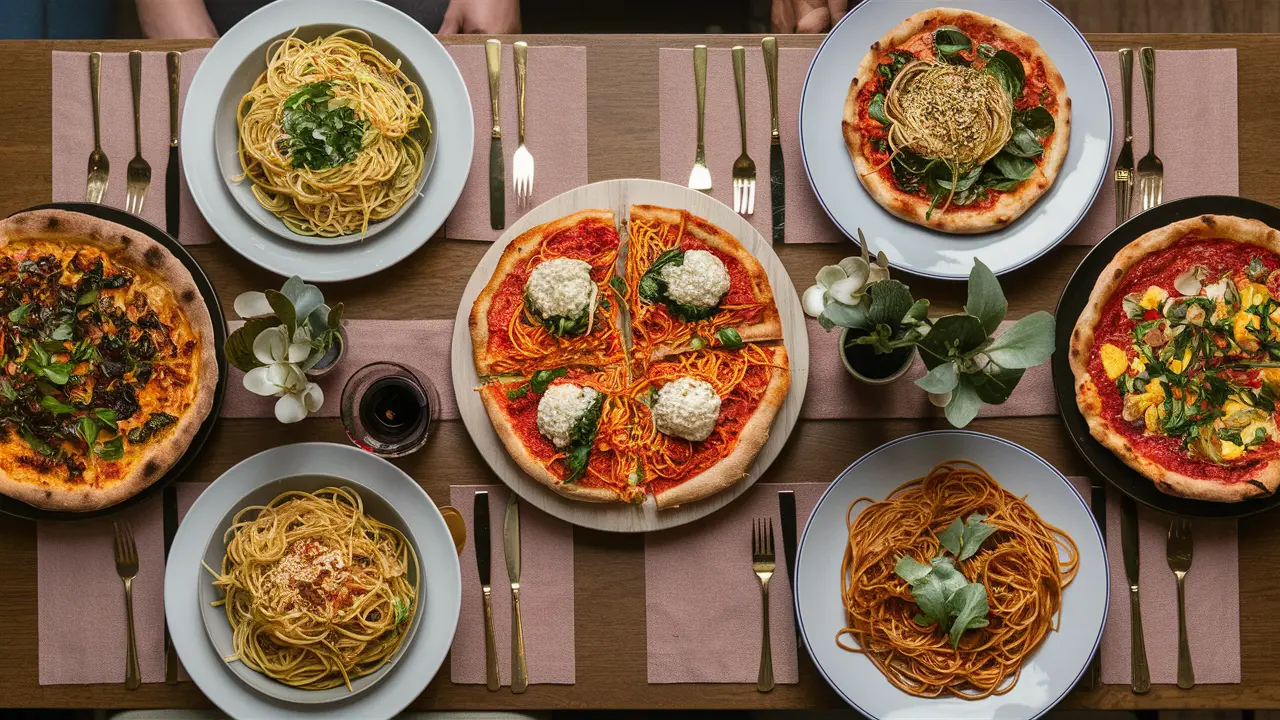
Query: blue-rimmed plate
xmin=799 ymin=0 xmax=1111 ymax=279
xmin=794 ymin=430 xmax=1108 ymax=719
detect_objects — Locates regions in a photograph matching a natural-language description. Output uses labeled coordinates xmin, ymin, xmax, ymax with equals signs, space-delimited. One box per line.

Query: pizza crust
xmin=1070 ymin=214 xmax=1280 ymax=502
xmin=469 ymin=209 xmax=616 ymax=375
xmin=842 ymin=7 xmax=1071 ymax=234
xmin=0 ymin=209 xmax=219 ymax=512
xmin=655 ymin=345 xmax=791 ymax=509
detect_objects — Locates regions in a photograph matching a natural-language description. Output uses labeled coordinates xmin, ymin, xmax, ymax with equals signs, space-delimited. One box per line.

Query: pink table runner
xmin=444 ymin=45 xmax=589 ymax=242
xmin=51 ymin=49 xmax=216 ymax=245
xmin=645 ymin=481 xmax=826 ymax=684
xmin=657 ymin=48 xmax=1238 ymax=245
xmin=449 ymin=484 xmax=576 ymax=685
xmin=222 ymin=318 xmax=459 ymax=421
xmin=38 ymin=482 xmax=205 ymax=684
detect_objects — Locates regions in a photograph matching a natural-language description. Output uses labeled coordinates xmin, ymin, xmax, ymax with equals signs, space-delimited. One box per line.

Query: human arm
xmin=439 ymin=0 xmax=521 ymax=34
xmin=135 ymin=0 xmax=218 ymax=38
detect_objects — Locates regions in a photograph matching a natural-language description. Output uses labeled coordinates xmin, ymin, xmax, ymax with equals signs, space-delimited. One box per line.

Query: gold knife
xmin=505 ymin=495 xmax=528 ymax=693
xmin=485 ymin=39 xmax=505 ymax=230
xmin=1121 ymin=495 xmax=1150 ymax=693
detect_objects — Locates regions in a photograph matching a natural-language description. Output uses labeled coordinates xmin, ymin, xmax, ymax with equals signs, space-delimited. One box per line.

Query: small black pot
xmin=839 ymin=327 xmax=914 ymax=384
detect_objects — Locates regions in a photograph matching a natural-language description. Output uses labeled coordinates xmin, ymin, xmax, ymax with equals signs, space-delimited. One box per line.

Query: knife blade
xmin=474 ymin=491 xmax=500 ymax=690
xmin=505 ymin=495 xmax=528 ymax=693
xmin=165 ymin=51 xmax=181 ymax=239
xmin=1120 ymin=495 xmax=1150 ymax=693
xmin=777 ymin=490 xmax=799 ymax=648
xmin=762 ymin=37 xmax=784 ymax=244
xmin=162 ymin=483 xmax=178 ymax=684
xmin=485 ymin=39 xmax=505 ymax=230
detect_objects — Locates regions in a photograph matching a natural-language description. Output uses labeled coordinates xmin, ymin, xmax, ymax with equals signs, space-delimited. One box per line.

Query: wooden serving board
xmin=450 ymin=179 xmax=809 ymax=532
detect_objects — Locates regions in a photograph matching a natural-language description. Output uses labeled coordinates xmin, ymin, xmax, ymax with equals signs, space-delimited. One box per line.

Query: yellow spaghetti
xmin=207 ymin=486 xmax=419 ymax=691
xmin=237 ymin=30 xmax=429 ymax=237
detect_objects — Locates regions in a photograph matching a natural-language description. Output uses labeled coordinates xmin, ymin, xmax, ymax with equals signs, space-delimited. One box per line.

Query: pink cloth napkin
xmin=38 ymin=482 xmax=206 ymax=685
xmin=222 ymin=318 xmax=458 ymax=421
xmin=449 ymin=484 xmax=575 ymax=684
xmin=658 ymin=48 xmax=1238 ymax=246
xmin=444 ymin=45 xmax=589 ymax=242
xmin=1096 ymin=485 xmax=1240 ymax=684
xmin=801 ymin=318 xmax=1056 ymax=420
xmin=645 ymin=481 xmax=826 ymax=684
xmin=51 ymin=50 xmax=217 ymax=245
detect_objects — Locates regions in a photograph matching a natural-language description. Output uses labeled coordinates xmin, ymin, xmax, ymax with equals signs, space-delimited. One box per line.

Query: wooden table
xmin=0 ymin=32 xmax=1276 ymax=712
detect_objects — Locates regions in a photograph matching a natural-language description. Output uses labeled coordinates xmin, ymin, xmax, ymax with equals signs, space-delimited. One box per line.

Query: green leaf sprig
xmin=893 ymin=513 xmax=997 ymax=648
xmin=638 ymin=249 xmax=720 ymax=323
xmin=279 ymin=82 xmax=367 ymax=171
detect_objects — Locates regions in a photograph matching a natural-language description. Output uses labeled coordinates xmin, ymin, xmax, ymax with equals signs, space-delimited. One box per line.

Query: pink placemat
xmin=38 ymin=482 xmax=205 ymax=685
xmin=449 ymin=485 xmax=575 ymax=685
xmin=51 ymin=50 xmax=217 ymax=245
xmin=645 ymin=481 xmax=826 ymax=684
xmin=1097 ymin=485 xmax=1240 ymax=685
xmin=658 ymin=48 xmax=1238 ymax=246
xmin=222 ymin=318 xmax=458 ymax=421
xmin=444 ymin=45 xmax=588 ymax=242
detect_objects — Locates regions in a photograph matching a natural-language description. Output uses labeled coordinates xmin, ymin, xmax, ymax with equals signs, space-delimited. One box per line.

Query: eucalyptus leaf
xmin=944 ymin=378 xmax=983 ymax=428
xmin=264 ymin=289 xmax=297 ymax=334
xmin=280 ymin=276 xmax=325 ymax=322
xmin=916 ymin=361 xmax=960 ymax=395
xmin=819 ymin=301 xmax=870 ymax=331
xmin=965 ymin=259 xmax=1007 ymax=335
xmin=984 ymin=311 xmax=1055 ymax=369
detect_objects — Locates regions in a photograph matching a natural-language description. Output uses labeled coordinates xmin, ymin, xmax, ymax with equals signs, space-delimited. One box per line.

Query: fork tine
xmin=733 ymin=180 xmax=741 ymax=214
xmin=747 ymin=181 xmax=756 ymax=215
xmin=766 ymin=518 xmax=774 ymax=556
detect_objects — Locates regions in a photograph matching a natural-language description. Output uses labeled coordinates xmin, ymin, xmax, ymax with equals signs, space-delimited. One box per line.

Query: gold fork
xmin=731 ymin=46 xmax=757 ymax=216
xmin=86 ymin=52 xmax=109 ymax=204
xmin=1135 ymin=47 xmax=1163 ymax=212
xmin=113 ymin=521 xmax=141 ymax=690
xmin=1167 ymin=518 xmax=1195 ymax=689
xmin=687 ymin=45 xmax=711 ymax=192
xmin=125 ymin=50 xmax=152 ymax=215
xmin=511 ymin=41 xmax=534 ymax=209
xmin=752 ymin=517 xmax=775 ymax=693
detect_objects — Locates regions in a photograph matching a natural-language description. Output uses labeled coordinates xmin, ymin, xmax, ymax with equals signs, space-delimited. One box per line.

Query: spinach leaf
xmin=868 ymin=93 xmax=890 ymax=126
xmin=991 ymin=152 xmax=1037 ymax=181
xmin=1019 ymin=106 xmax=1056 ymax=139
xmin=279 ymin=82 xmax=367 ymax=171
xmin=76 ymin=416 xmax=99 ymax=447
xmin=933 ymin=26 xmax=972 ymax=57
xmin=94 ymin=408 xmax=119 ymax=430
xmin=985 ymin=50 xmax=1025 ymax=98
xmin=570 ymin=392 xmax=605 ymax=447
xmin=563 ymin=443 xmax=591 ymax=483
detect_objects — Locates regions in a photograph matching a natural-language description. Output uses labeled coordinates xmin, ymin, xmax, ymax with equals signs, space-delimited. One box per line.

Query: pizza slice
xmin=479 ymin=365 xmax=643 ymax=504
xmin=470 ymin=209 xmax=626 ymax=376
xmin=628 ymin=344 xmax=790 ymax=509
xmin=625 ymin=205 xmax=782 ymax=364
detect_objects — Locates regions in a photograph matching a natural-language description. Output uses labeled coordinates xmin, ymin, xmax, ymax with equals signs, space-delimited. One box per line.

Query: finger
xmin=439 ymin=1 xmax=462 ymax=34
xmin=828 ymin=0 xmax=850 ymax=24
xmin=771 ymin=0 xmax=797 ymax=32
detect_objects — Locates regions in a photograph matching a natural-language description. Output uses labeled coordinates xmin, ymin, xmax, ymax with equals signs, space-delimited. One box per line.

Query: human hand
xmin=439 ymin=0 xmax=522 ymax=34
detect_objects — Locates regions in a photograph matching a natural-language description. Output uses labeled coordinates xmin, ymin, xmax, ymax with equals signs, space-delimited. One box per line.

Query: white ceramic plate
xmin=795 ymin=430 xmax=1108 ymax=719
xmin=197 ymin=474 xmax=424 ymax=704
xmin=165 ymin=443 xmax=460 ymax=719
xmin=212 ymin=24 xmax=438 ymax=246
xmin=451 ymin=179 xmax=809 ymax=532
xmin=799 ymin=0 xmax=1111 ymax=279
xmin=182 ymin=0 xmax=472 ymax=280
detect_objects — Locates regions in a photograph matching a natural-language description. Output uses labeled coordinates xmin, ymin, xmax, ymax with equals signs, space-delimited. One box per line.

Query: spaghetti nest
xmin=209 ymin=486 xmax=419 ymax=691
xmin=237 ymin=30 xmax=429 ymax=237
xmin=877 ymin=60 xmax=1013 ymax=209
xmin=837 ymin=461 xmax=1078 ymax=699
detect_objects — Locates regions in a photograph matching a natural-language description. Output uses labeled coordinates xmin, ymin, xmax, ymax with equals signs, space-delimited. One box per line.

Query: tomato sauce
xmin=1087 ymin=236 xmax=1280 ymax=481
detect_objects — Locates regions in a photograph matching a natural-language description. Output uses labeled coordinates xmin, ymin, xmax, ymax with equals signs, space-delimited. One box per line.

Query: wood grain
xmin=0 ymin=33 xmax=1279 ymax=711
xmin=451 ymin=178 xmax=809 ymax=532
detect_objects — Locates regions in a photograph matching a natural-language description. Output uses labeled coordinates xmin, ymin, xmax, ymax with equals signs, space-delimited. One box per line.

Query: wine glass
xmin=340 ymin=361 xmax=439 ymax=457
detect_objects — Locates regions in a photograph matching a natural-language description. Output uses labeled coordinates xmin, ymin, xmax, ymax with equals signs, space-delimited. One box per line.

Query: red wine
xmin=341 ymin=361 xmax=439 ymax=457
xmin=359 ymin=377 xmax=428 ymax=444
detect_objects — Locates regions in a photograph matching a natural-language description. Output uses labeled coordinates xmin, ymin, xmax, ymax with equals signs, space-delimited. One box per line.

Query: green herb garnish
xmin=892 ymin=513 xmax=996 ymax=648
xmin=279 ymin=82 xmax=367 ymax=171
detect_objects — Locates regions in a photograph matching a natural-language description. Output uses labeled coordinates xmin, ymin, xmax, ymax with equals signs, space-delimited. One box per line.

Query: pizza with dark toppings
xmin=841 ymin=8 xmax=1070 ymax=233
xmin=1071 ymin=215 xmax=1280 ymax=502
xmin=0 ymin=210 xmax=218 ymax=511
xmin=470 ymin=206 xmax=790 ymax=507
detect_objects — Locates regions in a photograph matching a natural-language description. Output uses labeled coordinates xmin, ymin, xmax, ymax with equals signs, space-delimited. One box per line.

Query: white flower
xmin=242 ymin=324 xmax=324 ymax=423
xmin=803 ymin=231 xmax=891 ymax=319
xmin=233 ymin=291 xmax=273 ymax=319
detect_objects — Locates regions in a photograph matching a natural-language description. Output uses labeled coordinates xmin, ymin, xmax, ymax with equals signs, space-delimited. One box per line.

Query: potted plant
xmin=805 ymin=238 xmax=1055 ymax=427
xmin=225 ymin=276 xmax=345 ymax=423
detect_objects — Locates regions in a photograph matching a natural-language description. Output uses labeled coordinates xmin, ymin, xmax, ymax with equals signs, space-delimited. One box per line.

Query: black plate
xmin=1053 ymin=195 xmax=1280 ymax=518
xmin=0 ymin=203 xmax=226 ymax=521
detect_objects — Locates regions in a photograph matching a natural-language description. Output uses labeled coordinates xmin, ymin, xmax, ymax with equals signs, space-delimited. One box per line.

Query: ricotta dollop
xmin=659 ymin=249 xmax=730 ymax=308
xmin=536 ymin=383 xmax=599 ymax=449
xmin=652 ymin=376 xmax=721 ymax=442
xmin=525 ymin=258 xmax=595 ymax=320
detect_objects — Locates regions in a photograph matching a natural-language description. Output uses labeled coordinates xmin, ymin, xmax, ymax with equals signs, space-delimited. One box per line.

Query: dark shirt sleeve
xmin=207 ymin=0 xmax=448 ymax=35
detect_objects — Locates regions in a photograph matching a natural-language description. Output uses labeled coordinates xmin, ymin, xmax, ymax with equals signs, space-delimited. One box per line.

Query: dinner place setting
xmin=4 ymin=0 xmax=1277 ymax=717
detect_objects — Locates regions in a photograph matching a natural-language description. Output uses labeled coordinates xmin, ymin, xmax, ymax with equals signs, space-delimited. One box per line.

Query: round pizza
xmin=470 ymin=205 xmax=790 ymax=507
xmin=1071 ymin=215 xmax=1280 ymax=502
xmin=0 ymin=210 xmax=218 ymax=512
xmin=842 ymin=8 xmax=1070 ymax=233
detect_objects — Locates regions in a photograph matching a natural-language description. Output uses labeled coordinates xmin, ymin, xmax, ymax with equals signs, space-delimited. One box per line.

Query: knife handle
xmin=167 ymin=52 xmax=181 ymax=147
xmin=1119 ymin=48 xmax=1133 ymax=140
xmin=510 ymin=583 xmax=528 ymax=693
xmin=129 ymin=50 xmax=143 ymax=155
xmin=1128 ymin=586 xmax=1151 ymax=693
xmin=514 ymin=41 xmax=528 ymax=146
xmin=89 ymin=52 xmax=103 ymax=149
xmin=732 ymin=46 xmax=747 ymax=153
xmin=693 ymin=45 xmax=708 ymax=155
xmin=762 ymin=37 xmax=780 ymax=140
xmin=481 ymin=586 xmax=500 ymax=690
xmin=485 ymin=39 xmax=502 ymax=138
xmin=1139 ymin=47 xmax=1156 ymax=152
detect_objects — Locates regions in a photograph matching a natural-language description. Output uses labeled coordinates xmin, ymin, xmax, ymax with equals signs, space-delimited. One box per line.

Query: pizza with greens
xmin=1071 ymin=215 xmax=1280 ymax=502
xmin=842 ymin=8 xmax=1070 ymax=233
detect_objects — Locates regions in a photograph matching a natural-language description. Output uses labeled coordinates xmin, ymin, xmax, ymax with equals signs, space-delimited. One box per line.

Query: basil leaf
xmin=609 ymin=275 xmax=628 ymax=297
xmin=877 ymin=50 xmax=915 ymax=86
xmin=992 ymin=152 xmax=1037 ymax=180
xmin=689 ymin=336 xmax=707 ymax=350
xmin=126 ymin=412 xmax=178 ymax=444
xmin=76 ymin=288 xmax=99 ymax=306
xmin=716 ymin=328 xmax=744 ymax=349
xmin=1002 ymin=126 xmax=1045 ymax=158
xmin=947 ymin=583 xmax=990 ymax=648
xmin=77 ymin=416 xmax=99 ymax=447
xmin=94 ymin=408 xmax=119 ymax=430
xmin=529 ymin=368 xmax=567 ymax=395
xmin=94 ymin=435 xmax=124 ymax=461
xmin=933 ymin=26 xmax=972 ymax=56
xmin=280 ymin=82 xmax=367 ymax=170
xmin=868 ymin=93 xmax=890 ymax=126
xmin=50 ymin=322 xmax=73 ymax=341
xmin=39 ymin=362 xmax=73 ymax=385
xmin=0 ymin=380 xmax=15 ymax=401
xmin=7 ymin=304 xmax=30 ymax=323
xmin=929 ymin=556 xmax=969 ymax=597
xmin=40 ymin=395 xmax=76 ymax=415
xmin=507 ymin=384 xmax=529 ymax=401
xmin=20 ymin=426 xmax=55 ymax=456
xmin=909 ymin=573 xmax=951 ymax=628
xmin=393 ymin=597 xmax=411 ymax=626
xmin=986 ymin=50 xmax=1025 ymax=98
xmin=1019 ymin=106 xmax=1056 ymax=139
xmin=563 ymin=443 xmax=592 ymax=483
